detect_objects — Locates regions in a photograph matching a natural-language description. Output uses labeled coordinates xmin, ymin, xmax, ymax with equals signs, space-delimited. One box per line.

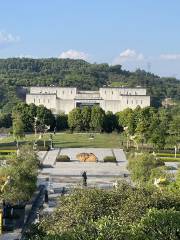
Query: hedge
xmin=156 ymin=153 xmax=180 ymax=157
xmin=36 ymin=145 xmax=50 ymax=151
xmin=159 ymin=157 xmax=180 ymax=162
xmin=0 ymin=149 xmax=17 ymax=155
xmin=56 ymin=155 xmax=70 ymax=162
xmin=103 ymin=156 xmax=117 ymax=162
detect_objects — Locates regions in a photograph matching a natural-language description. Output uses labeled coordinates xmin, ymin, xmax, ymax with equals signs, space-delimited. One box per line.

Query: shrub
xmin=56 ymin=155 xmax=70 ymax=162
xmin=103 ymin=156 xmax=116 ymax=162
xmin=36 ymin=145 xmax=50 ymax=151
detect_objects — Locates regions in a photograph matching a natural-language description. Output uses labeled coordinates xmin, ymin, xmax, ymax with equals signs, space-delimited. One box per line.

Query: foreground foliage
xmin=0 ymin=145 xmax=39 ymax=203
xmin=25 ymin=181 xmax=180 ymax=240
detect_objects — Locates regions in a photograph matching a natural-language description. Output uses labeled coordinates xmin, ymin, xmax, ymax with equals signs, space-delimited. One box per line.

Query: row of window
xmin=104 ymin=90 xmax=138 ymax=95
xmin=127 ymin=99 xmax=143 ymax=105
xmin=33 ymin=98 xmax=143 ymax=105
xmin=34 ymin=99 xmax=50 ymax=104
xmin=39 ymin=90 xmax=73 ymax=95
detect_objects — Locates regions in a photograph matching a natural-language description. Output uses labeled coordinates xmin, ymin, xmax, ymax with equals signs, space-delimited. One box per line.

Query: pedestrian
xmin=82 ymin=171 xmax=87 ymax=186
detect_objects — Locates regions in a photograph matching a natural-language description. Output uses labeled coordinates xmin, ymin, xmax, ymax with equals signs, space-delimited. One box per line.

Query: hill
xmin=0 ymin=58 xmax=179 ymax=112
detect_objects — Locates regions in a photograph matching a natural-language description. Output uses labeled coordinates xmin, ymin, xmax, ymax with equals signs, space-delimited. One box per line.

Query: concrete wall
xmin=30 ymin=87 xmax=77 ymax=99
xmin=99 ymin=87 xmax=147 ymax=100
xmin=26 ymin=87 xmax=150 ymax=114
xmin=26 ymin=94 xmax=57 ymax=113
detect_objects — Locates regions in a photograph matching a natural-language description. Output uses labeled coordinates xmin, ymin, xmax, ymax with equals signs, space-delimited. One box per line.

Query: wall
xmin=26 ymin=87 xmax=150 ymax=114
xmin=26 ymin=94 xmax=57 ymax=113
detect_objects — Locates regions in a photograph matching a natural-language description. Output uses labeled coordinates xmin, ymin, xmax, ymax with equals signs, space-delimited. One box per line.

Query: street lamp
xmin=34 ymin=117 xmax=38 ymax=138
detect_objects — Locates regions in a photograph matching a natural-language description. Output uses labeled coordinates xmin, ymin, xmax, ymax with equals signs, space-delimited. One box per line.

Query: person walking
xmin=82 ymin=171 xmax=87 ymax=186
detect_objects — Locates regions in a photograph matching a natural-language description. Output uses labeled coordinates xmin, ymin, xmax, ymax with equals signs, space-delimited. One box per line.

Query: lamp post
xmin=175 ymin=145 xmax=177 ymax=158
xmin=0 ymin=209 xmax=2 ymax=235
xmin=34 ymin=117 xmax=38 ymax=138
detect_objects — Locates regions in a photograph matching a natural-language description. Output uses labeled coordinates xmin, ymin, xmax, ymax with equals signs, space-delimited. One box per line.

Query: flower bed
xmin=56 ymin=155 xmax=70 ymax=162
xmin=103 ymin=156 xmax=117 ymax=162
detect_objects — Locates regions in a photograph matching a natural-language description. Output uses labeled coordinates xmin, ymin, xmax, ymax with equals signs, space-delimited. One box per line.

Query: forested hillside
xmin=0 ymin=58 xmax=180 ymax=112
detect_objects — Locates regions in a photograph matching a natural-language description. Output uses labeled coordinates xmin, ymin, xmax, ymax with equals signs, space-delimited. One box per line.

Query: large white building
xmin=26 ymin=86 xmax=150 ymax=114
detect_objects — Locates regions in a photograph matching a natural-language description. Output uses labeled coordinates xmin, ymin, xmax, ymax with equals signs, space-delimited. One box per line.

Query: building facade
xmin=26 ymin=87 xmax=150 ymax=114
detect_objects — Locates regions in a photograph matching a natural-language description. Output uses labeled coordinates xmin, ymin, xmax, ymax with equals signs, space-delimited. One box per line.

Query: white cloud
xmin=0 ymin=31 xmax=20 ymax=46
xmin=160 ymin=54 xmax=180 ymax=60
xmin=113 ymin=49 xmax=144 ymax=64
xmin=59 ymin=49 xmax=88 ymax=60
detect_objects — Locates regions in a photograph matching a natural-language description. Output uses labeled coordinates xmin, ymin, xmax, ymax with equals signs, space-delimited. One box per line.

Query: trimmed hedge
xmin=159 ymin=157 xmax=180 ymax=162
xmin=56 ymin=155 xmax=70 ymax=162
xmin=103 ymin=156 xmax=117 ymax=162
xmin=0 ymin=149 xmax=17 ymax=155
xmin=36 ymin=145 xmax=50 ymax=151
xmin=156 ymin=153 xmax=180 ymax=158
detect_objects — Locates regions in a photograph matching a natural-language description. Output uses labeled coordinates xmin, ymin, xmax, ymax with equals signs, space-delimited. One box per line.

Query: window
xmin=71 ymin=90 xmax=72 ymax=94
xmin=131 ymin=100 xmax=133 ymax=104
xmin=39 ymin=99 xmax=40 ymax=103
xmin=136 ymin=100 xmax=138 ymax=104
xmin=112 ymin=91 xmax=113 ymax=95
xmin=105 ymin=90 xmax=106 ymax=94
xmin=127 ymin=99 xmax=128 ymax=104
xmin=141 ymin=100 xmax=143 ymax=104
xmin=34 ymin=98 xmax=35 ymax=103
xmin=48 ymin=99 xmax=50 ymax=103
xmin=62 ymin=91 xmax=64 ymax=95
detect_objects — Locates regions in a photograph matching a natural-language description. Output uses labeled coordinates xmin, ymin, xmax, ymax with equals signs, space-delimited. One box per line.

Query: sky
xmin=0 ymin=0 xmax=180 ymax=78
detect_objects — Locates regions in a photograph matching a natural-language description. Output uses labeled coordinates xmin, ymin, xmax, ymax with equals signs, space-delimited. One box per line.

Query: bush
xmin=103 ymin=156 xmax=117 ymax=162
xmin=56 ymin=155 xmax=70 ymax=162
xmin=36 ymin=145 xmax=50 ymax=151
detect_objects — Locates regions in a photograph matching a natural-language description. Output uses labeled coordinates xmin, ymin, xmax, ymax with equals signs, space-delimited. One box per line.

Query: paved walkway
xmin=43 ymin=149 xmax=59 ymax=166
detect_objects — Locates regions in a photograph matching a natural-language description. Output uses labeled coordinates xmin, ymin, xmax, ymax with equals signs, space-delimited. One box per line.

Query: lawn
xmin=0 ymin=132 xmax=126 ymax=149
xmin=53 ymin=133 xmax=125 ymax=148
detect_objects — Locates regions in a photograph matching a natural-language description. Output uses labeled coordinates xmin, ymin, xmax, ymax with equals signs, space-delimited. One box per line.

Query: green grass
xmin=0 ymin=132 xmax=126 ymax=149
xmin=53 ymin=133 xmax=125 ymax=148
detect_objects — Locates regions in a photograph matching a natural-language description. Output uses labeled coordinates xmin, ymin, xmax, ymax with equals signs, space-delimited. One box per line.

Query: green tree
xmin=103 ymin=111 xmax=118 ymax=133
xmin=36 ymin=105 xmax=55 ymax=130
xmin=12 ymin=112 xmax=24 ymax=140
xmin=1 ymin=145 xmax=38 ymax=203
xmin=81 ymin=106 xmax=91 ymax=131
xmin=68 ymin=108 xmax=82 ymax=131
xmin=128 ymin=153 xmax=164 ymax=184
xmin=90 ymin=105 xmax=105 ymax=132
xmin=56 ymin=114 xmax=68 ymax=131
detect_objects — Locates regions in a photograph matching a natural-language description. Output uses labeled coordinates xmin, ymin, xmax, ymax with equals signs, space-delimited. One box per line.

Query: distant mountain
xmin=0 ymin=58 xmax=179 ymax=112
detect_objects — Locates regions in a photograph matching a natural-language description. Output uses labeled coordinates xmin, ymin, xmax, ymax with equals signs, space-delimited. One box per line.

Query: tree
xmin=0 ymin=113 xmax=12 ymax=128
xmin=12 ymin=112 xmax=24 ymax=140
xmin=103 ymin=111 xmax=118 ymax=133
xmin=56 ymin=114 xmax=68 ymax=131
xmin=90 ymin=106 xmax=105 ymax=132
xmin=1 ymin=145 xmax=39 ymax=204
xmin=128 ymin=153 xmax=164 ymax=184
xmin=68 ymin=108 xmax=82 ymax=131
xmin=81 ymin=106 xmax=91 ymax=131
xmin=36 ymin=105 xmax=55 ymax=130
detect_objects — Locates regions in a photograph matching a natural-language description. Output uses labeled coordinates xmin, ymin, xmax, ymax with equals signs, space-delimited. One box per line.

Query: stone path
xmin=43 ymin=149 xmax=59 ymax=167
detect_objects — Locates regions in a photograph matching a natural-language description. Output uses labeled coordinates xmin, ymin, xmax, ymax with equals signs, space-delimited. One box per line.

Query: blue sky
xmin=0 ymin=0 xmax=180 ymax=78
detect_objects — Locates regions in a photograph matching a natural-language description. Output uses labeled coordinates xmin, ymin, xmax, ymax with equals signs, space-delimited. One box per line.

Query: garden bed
xmin=103 ymin=156 xmax=117 ymax=163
